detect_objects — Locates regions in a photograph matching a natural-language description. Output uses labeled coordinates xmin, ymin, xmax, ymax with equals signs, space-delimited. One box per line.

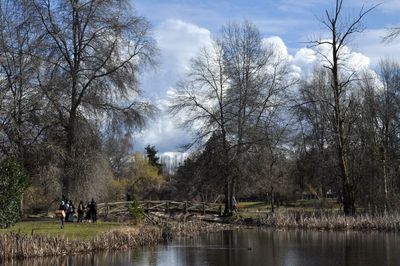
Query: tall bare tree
xmin=29 ymin=0 xmax=156 ymax=195
xmin=295 ymin=68 xmax=337 ymax=199
xmin=170 ymin=40 xmax=232 ymax=212
xmin=170 ymin=21 xmax=292 ymax=214
xmin=376 ymin=60 xmax=400 ymax=207
xmin=0 ymin=0 xmax=46 ymax=160
xmin=311 ymin=0 xmax=376 ymax=215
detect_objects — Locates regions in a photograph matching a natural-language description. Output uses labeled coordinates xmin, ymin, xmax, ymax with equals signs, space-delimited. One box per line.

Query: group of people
xmin=58 ymin=198 xmax=97 ymax=228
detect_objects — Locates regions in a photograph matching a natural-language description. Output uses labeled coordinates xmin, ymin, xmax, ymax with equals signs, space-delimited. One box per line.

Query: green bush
xmin=129 ymin=200 xmax=144 ymax=221
xmin=0 ymin=158 xmax=28 ymax=228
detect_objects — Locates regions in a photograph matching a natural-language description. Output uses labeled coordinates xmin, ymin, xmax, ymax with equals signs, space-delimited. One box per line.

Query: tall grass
xmin=0 ymin=226 xmax=160 ymax=261
xmin=238 ymin=210 xmax=400 ymax=231
xmin=0 ymin=220 xmax=227 ymax=261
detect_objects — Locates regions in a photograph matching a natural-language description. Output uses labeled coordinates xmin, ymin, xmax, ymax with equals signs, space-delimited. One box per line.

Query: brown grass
xmin=0 ymin=226 xmax=160 ymax=261
xmin=237 ymin=210 xmax=400 ymax=231
xmin=0 ymin=219 xmax=228 ymax=262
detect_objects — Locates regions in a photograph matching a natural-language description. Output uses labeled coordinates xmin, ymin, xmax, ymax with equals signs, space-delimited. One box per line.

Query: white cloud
xmin=141 ymin=19 xmax=212 ymax=99
xmin=134 ymin=98 xmax=193 ymax=152
xmin=263 ymin=36 xmax=292 ymax=60
xmin=156 ymin=19 xmax=212 ymax=69
xmin=136 ymin=19 xmax=212 ymax=152
xmin=137 ymin=20 xmax=388 ymax=153
xmin=293 ymin=48 xmax=316 ymax=65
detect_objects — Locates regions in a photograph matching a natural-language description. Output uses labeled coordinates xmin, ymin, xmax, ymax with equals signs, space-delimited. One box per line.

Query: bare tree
xmin=376 ymin=60 xmax=400 ymax=207
xmin=295 ymin=68 xmax=336 ymax=199
xmin=28 ymin=0 xmax=157 ymax=196
xmin=170 ymin=21 xmax=292 ymax=214
xmin=170 ymin=40 xmax=233 ymax=212
xmin=311 ymin=0 xmax=376 ymax=215
xmin=0 ymin=0 xmax=46 ymax=159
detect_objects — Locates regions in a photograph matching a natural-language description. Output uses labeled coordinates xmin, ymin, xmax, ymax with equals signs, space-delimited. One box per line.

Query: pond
xmin=13 ymin=228 xmax=400 ymax=266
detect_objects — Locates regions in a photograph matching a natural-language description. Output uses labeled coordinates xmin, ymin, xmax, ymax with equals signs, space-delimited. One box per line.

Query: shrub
xmin=129 ymin=200 xmax=144 ymax=221
xmin=0 ymin=158 xmax=28 ymax=228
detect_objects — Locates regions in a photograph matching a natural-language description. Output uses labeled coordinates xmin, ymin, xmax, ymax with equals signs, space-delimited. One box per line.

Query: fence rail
xmin=97 ymin=201 xmax=224 ymax=217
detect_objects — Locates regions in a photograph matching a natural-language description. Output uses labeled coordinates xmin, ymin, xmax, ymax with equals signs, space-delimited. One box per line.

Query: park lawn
xmin=237 ymin=201 xmax=271 ymax=211
xmin=236 ymin=199 xmax=344 ymax=214
xmin=0 ymin=221 xmax=128 ymax=240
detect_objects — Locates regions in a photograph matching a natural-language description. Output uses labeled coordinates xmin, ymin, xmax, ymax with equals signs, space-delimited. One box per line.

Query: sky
xmin=132 ymin=0 xmax=400 ymax=154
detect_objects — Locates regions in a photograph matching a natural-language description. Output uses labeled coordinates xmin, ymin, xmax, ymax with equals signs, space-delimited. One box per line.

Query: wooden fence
xmin=97 ymin=201 xmax=224 ymax=217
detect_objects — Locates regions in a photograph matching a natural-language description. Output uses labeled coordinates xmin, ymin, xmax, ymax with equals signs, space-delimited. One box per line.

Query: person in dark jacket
xmin=66 ymin=200 xmax=75 ymax=222
xmin=77 ymin=200 xmax=84 ymax=223
xmin=85 ymin=201 xmax=91 ymax=221
xmin=90 ymin=198 xmax=97 ymax=223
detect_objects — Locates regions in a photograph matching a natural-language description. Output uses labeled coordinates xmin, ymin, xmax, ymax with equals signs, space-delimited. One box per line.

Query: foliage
xmin=127 ymin=152 xmax=164 ymax=200
xmin=173 ymin=134 xmax=226 ymax=202
xmin=23 ymin=185 xmax=50 ymax=213
xmin=0 ymin=158 xmax=28 ymax=228
xmin=145 ymin=145 xmax=163 ymax=174
xmin=107 ymin=152 xmax=165 ymax=201
xmin=109 ymin=179 xmax=130 ymax=201
xmin=129 ymin=200 xmax=145 ymax=221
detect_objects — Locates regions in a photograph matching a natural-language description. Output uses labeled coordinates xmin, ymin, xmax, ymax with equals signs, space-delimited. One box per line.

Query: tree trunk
xmin=270 ymin=185 xmax=274 ymax=213
xmin=224 ymin=179 xmax=231 ymax=216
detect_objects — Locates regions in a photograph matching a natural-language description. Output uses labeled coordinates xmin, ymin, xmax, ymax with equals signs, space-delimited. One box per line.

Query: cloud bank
xmin=136 ymin=19 xmax=399 ymax=153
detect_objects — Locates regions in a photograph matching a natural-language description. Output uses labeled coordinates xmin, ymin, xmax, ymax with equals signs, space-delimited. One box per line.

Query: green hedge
xmin=0 ymin=158 xmax=27 ymax=228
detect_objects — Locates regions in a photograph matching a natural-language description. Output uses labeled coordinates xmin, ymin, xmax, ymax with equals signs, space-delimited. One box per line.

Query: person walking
xmin=67 ymin=200 xmax=75 ymax=222
xmin=77 ymin=200 xmax=84 ymax=223
xmin=58 ymin=201 xmax=66 ymax=229
xmin=90 ymin=198 xmax=97 ymax=223
xmin=232 ymin=196 xmax=237 ymax=212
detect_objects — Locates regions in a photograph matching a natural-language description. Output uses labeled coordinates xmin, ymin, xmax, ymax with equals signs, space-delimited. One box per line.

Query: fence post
xmin=184 ymin=202 xmax=187 ymax=214
xmin=219 ymin=205 xmax=222 ymax=217
xmin=165 ymin=201 xmax=169 ymax=214
xmin=146 ymin=202 xmax=150 ymax=213
xmin=202 ymin=202 xmax=206 ymax=215
xmin=105 ymin=203 xmax=109 ymax=218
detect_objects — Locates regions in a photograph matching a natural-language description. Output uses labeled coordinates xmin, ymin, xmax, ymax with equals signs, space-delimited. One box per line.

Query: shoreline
xmin=2 ymin=211 xmax=400 ymax=261
xmin=0 ymin=219 xmax=229 ymax=262
xmin=234 ymin=210 xmax=400 ymax=232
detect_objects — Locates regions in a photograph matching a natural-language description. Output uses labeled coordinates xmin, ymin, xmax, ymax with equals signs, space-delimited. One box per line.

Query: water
xmin=12 ymin=229 xmax=400 ymax=266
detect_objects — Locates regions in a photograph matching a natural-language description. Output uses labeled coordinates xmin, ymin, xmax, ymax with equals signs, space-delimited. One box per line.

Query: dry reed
xmin=0 ymin=226 xmax=160 ymax=262
xmin=238 ymin=210 xmax=400 ymax=231
xmin=0 ymin=219 xmax=228 ymax=262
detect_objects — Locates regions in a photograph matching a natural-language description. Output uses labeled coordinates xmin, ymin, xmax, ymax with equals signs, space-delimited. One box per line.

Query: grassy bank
xmin=0 ymin=225 xmax=160 ymax=261
xmin=237 ymin=199 xmax=342 ymax=213
xmin=0 ymin=218 xmax=228 ymax=261
xmin=1 ymin=221 xmax=126 ymax=240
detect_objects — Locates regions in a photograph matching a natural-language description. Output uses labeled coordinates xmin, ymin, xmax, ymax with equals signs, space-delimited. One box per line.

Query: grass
xmin=0 ymin=221 xmax=127 ymax=240
xmin=237 ymin=201 xmax=271 ymax=210
xmin=236 ymin=199 xmax=343 ymax=213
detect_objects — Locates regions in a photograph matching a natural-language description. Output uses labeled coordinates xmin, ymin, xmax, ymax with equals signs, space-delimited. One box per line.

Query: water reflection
xmin=10 ymin=229 xmax=400 ymax=266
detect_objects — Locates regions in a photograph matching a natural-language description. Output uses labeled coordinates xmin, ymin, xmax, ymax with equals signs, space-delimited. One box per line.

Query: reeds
xmin=0 ymin=226 xmax=161 ymax=261
xmin=161 ymin=220 xmax=228 ymax=239
xmin=0 ymin=220 xmax=228 ymax=262
xmin=238 ymin=210 xmax=400 ymax=231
